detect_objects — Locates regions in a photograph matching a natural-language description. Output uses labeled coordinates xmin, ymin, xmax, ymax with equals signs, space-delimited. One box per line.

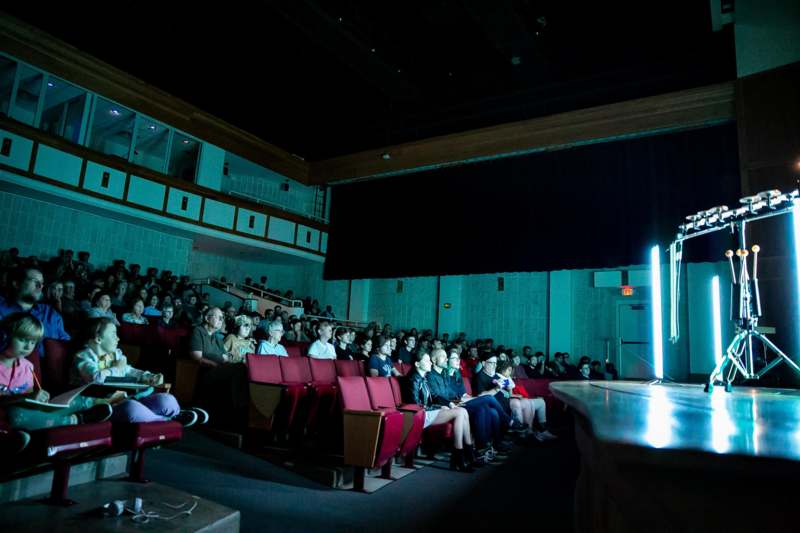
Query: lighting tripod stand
xmin=704 ymin=219 xmax=800 ymax=392
xmin=668 ymin=188 xmax=800 ymax=392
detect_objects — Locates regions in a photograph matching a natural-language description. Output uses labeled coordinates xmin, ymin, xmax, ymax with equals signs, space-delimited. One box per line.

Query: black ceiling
xmin=5 ymin=1 xmax=736 ymax=161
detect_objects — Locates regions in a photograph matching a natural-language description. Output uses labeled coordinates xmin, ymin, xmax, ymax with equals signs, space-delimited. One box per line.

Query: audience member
xmin=224 ymin=315 xmax=256 ymax=362
xmin=121 ymin=298 xmax=149 ymax=325
xmin=87 ymin=291 xmax=121 ymax=326
xmin=307 ymin=321 xmax=336 ymax=359
xmin=256 ymin=320 xmax=288 ymax=357
xmin=368 ymin=335 xmax=402 ymax=377
xmin=143 ymin=294 xmax=162 ymax=317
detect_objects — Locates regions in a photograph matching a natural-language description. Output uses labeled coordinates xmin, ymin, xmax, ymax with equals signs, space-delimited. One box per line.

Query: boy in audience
xmin=307 ymin=321 xmax=336 ymax=359
xmin=395 ymin=334 xmax=416 ymax=364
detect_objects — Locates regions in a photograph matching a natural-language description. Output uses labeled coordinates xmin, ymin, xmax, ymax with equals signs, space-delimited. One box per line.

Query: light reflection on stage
xmin=644 ymin=386 xmax=674 ymax=449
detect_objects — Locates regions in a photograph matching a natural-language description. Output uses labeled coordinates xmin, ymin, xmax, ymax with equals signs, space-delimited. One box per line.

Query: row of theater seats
xmin=0 ymin=339 xmax=184 ymax=505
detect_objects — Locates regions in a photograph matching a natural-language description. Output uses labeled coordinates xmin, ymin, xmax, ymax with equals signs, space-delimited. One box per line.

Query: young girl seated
xmin=495 ymin=360 xmax=557 ymax=442
xmin=0 ymin=313 xmax=113 ymax=443
xmin=72 ymin=317 xmax=206 ymax=425
xmin=224 ymin=315 xmax=256 ymax=362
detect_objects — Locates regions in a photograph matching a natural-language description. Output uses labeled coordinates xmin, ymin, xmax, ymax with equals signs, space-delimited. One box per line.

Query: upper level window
xmin=0 ymin=56 xmax=17 ymax=117
xmin=40 ymin=77 xmax=87 ymax=144
xmin=9 ymin=64 xmax=43 ymax=126
xmin=89 ymin=97 xmax=135 ymax=161
xmin=133 ymin=118 xmax=169 ymax=173
xmin=168 ymin=131 xmax=199 ymax=182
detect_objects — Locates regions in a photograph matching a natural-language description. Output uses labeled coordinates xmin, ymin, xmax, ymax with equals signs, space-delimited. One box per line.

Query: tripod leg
xmin=706 ymin=335 xmax=739 ymax=392
xmin=754 ymin=332 xmax=800 ymax=375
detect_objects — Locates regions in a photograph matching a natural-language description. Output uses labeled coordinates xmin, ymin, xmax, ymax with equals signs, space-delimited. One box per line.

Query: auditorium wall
xmin=0 ymin=190 xmax=192 ymax=275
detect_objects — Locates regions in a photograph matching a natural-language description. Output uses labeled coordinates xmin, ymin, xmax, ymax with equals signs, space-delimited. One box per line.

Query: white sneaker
xmin=532 ymin=431 xmax=547 ymax=442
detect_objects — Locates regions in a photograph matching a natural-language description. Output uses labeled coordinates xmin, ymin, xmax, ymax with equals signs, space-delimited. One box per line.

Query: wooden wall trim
xmin=0 ymin=14 xmax=310 ymax=184
xmin=310 ymin=82 xmax=737 ymax=184
xmin=0 ymin=115 xmax=328 ymax=232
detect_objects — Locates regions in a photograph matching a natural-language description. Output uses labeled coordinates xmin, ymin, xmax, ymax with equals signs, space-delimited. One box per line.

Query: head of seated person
xmin=144 ymin=294 xmax=161 ymax=315
xmin=7 ymin=267 xmax=46 ymax=311
xmin=0 ymin=312 xmax=44 ymax=396
xmin=90 ymin=291 xmax=112 ymax=313
xmin=122 ymin=298 xmax=148 ymax=324
xmin=159 ymin=304 xmax=175 ymax=327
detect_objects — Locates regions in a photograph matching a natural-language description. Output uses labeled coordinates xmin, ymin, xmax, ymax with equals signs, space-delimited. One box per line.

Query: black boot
xmin=449 ymin=449 xmax=475 ymax=473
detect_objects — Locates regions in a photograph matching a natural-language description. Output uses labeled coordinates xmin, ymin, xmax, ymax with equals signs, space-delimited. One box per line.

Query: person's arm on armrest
xmin=190 ymin=349 xmax=218 ymax=367
xmin=368 ymin=369 xmax=379 ymax=377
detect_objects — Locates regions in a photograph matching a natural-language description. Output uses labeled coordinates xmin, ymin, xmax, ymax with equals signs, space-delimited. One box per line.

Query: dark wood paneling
xmin=311 ymin=82 xmax=736 ymax=184
xmin=0 ymin=15 xmax=309 ymax=184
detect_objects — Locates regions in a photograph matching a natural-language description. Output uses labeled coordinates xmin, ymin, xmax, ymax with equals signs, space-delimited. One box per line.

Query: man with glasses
xmin=256 ymin=321 xmax=288 ymax=356
xmin=190 ymin=307 xmax=247 ymax=428
xmin=0 ymin=267 xmax=70 ymax=355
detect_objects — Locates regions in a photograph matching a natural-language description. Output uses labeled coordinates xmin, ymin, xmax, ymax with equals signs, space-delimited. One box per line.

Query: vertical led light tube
xmin=794 ymin=199 xmax=800 ymax=325
xmin=651 ymin=245 xmax=664 ymax=379
xmin=711 ymin=275 xmax=723 ymax=366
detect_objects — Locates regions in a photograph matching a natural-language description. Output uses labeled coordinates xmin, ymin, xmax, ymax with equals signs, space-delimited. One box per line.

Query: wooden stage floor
xmin=551 ymin=381 xmax=799 ymax=533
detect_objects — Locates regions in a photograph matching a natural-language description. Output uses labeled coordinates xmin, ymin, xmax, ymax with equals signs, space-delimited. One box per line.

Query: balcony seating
xmin=337 ymin=377 xmax=404 ymax=491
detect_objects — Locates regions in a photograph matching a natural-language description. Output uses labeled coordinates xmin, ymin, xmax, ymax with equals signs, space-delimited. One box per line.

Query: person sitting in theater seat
xmin=562 ymin=352 xmax=578 ymax=378
xmin=403 ymin=351 xmax=480 ymax=472
xmin=158 ymin=304 xmax=176 ymax=329
xmin=110 ymin=280 xmax=128 ymax=310
xmin=0 ymin=313 xmax=113 ymax=438
xmin=0 ymin=267 xmax=71 ymax=356
xmin=368 ymin=335 xmax=403 ymax=377
xmin=496 ymin=360 xmax=557 ymax=442
xmin=224 ymin=315 xmax=256 ymax=362
xmin=353 ymin=332 xmax=372 ymax=362
xmin=121 ymin=298 xmax=149 ymax=325
xmin=190 ymin=307 xmax=248 ymax=426
xmin=334 ymin=327 xmax=354 ymax=360
xmin=524 ymin=352 xmax=553 ymax=378
xmin=429 ymin=348 xmax=513 ymax=459
xmin=395 ymin=334 xmax=416 ymax=364
xmin=307 ymin=320 xmax=336 ymax=359
xmin=87 ymin=291 xmax=121 ymax=326
xmin=256 ymin=320 xmax=288 ymax=357
xmin=590 ymin=360 xmax=606 ymax=379
xmin=320 ymin=305 xmax=335 ymax=319
xmin=546 ymin=352 xmax=567 ymax=378
xmin=143 ymin=294 xmax=162 ymax=317
xmin=284 ymin=318 xmax=310 ymax=343
xmin=71 ymin=317 xmax=204 ymax=426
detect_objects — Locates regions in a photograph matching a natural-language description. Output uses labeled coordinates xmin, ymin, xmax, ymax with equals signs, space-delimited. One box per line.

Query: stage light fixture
xmin=711 ymin=275 xmax=723 ymax=366
xmin=651 ymin=245 xmax=664 ymax=380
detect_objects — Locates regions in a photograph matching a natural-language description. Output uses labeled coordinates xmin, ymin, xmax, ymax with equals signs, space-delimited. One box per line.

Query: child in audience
xmin=334 ymin=327 xmax=354 ymax=360
xmin=224 ymin=315 xmax=256 ymax=362
xmin=0 ymin=313 xmax=113 ymax=438
xmin=72 ymin=317 xmax=205 ymax=425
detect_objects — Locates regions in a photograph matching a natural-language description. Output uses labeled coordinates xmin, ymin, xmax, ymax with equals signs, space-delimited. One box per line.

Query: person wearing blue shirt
xmin=0 ymin=267 xmax=70 ymax=356
xmin=368 ymin=336 xmax=402 ymax=377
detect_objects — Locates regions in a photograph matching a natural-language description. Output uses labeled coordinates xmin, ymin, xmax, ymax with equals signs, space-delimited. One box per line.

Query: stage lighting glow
xmin=794 ymin=199 xmax=800 ymax=322
xmin=651 ymin=245 xmax=663 ymax=379
xmin=712 ymin=275 xmax=723 ymax=366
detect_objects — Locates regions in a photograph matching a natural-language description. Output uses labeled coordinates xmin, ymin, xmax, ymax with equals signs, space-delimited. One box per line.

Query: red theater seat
xmin=337 ymin=377 xmax=404 ymax=491
xmin=285 ymin=345 xmax=303 ymax=358
xmin=335 ymin=359 xmax=365 ymax=377
xmin=247 ymin=355 xmax=307 ymax=433
xmin=365 ymin=377 xmax=424 ymax=466
xmin=41 ymin=340 xmax=72 ymax=394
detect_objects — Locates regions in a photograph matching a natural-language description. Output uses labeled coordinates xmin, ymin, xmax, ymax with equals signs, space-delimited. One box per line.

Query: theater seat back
xmin=247 ymin=354 xmax=282 ymax=384
xmin=118 ymin=322 xmax=153 ymax=346
xmin=42 ymin=339 xmax=71 ymax=394
xmin=280 ymin=357 xmax=312 ymax=384
xmin=309 ymin=359 xmax=337 ymax=385
xmin=335 ymin=359 xmax=363 ymax=377
xmin=337 ymin=377 xmax=372 ymax=410
xmin=389 ymin=377 xmax=403 ymax=406
xmin=365 ymin=377 xmax=398 ymax=410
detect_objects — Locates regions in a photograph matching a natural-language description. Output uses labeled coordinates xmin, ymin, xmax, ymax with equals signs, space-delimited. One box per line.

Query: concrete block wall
xmin=0 ymin=191 xmax=192 ymax=276
xmin=367 ymin=276 xmax=438 ymax=331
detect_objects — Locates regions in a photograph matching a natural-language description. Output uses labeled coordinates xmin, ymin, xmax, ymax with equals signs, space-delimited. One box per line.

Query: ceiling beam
xmin=309 ymin=81 xmax=736 ymax=184
xmin=0 ymin=12 xmax=311 ymax=184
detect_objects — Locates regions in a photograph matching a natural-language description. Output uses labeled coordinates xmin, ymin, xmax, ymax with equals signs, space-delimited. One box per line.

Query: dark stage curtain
xmin=324 ymin=123 xmax=741 ymax=280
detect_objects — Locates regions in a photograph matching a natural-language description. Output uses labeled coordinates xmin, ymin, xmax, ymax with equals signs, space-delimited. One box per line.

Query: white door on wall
xmin=617 ymin=302 xmax=652 ymax=379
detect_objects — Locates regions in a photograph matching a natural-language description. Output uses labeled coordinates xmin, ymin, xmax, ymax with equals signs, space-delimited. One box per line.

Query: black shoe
xmin=76 ymin=403 xmax=113 ymax=424
xmin=508 ymin=420 xmax=528 ymax=433
xmin=172 ymin=410 xmax=198 ymax=427
xmin=464 ymin=445 xmax=487 ymax=468
xmin=188 ymin=407 xmax=209 ymax=425
xmin=0 ymin=430 xmax=30 ymax=455
xmin=449 ymin=449 xmax=475 ymax=473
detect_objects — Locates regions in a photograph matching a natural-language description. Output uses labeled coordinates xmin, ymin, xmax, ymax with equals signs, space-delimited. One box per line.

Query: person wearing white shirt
xmin=307 ymin=321 xmax=336 ymax=359
xmin=257 ymin=320 xmax=288 ymax=357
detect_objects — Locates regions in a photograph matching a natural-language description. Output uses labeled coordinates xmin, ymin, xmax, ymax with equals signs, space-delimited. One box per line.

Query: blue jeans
xmin=463 ymin=395 xmax=510 ymax=448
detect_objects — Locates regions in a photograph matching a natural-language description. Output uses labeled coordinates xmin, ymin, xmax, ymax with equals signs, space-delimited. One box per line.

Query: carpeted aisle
xmin=146 ymin=430 xmax=579 ymax=532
